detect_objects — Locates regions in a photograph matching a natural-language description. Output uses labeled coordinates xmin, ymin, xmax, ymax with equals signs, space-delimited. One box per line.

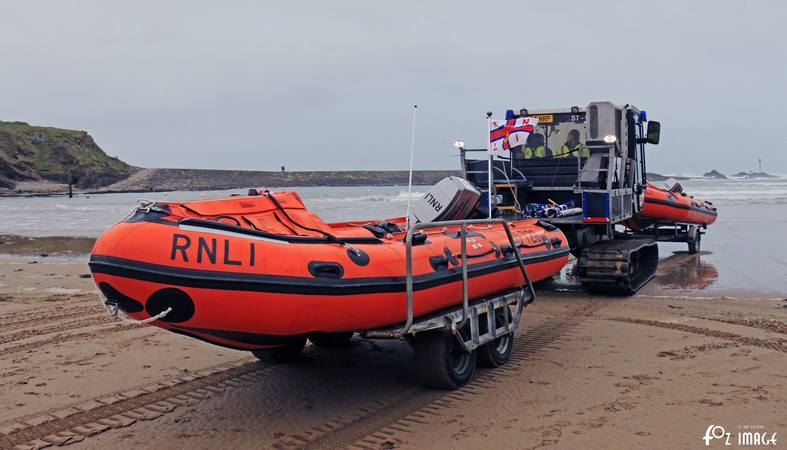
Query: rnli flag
xmin=489 ymin=117 xmax=539 ymax=154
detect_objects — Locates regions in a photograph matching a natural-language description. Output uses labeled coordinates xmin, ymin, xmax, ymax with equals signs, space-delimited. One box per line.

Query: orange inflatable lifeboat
xmin=637 ymin=182 xmax=718 ymax=225
xmin=88 ymin=190 xmax=569 ymax=351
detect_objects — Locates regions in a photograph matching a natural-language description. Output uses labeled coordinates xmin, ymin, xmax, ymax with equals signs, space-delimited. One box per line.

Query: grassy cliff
xmin=0 ymin=121 xmax=138 ymax=189
xmin=0 ymin=123 xmax=458 ymax=194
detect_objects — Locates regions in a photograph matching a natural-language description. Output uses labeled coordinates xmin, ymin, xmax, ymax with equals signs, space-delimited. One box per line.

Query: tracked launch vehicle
xmin=459 ymin=101 xmax=716 ymax=294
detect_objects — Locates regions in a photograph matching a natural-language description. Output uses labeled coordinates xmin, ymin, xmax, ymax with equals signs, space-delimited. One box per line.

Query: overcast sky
xmin=2 ymin=1 xmax=785 ymax=175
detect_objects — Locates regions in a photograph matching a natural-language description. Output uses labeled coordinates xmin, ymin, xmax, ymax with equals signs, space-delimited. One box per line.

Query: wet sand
xmin=0 ymin=251 xmax=785 ymax=449
xmin=0 ymin=236 xmax=95 ymax=259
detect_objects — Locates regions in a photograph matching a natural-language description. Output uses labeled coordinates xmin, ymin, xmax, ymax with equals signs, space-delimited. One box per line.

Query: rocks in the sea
xmin=703 ymin=170 xmax=727 ymax=179
xmin=732 ymin=171 xmax=778 ymax=179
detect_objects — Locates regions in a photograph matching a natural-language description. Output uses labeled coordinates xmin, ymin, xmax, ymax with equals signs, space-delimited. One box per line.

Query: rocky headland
xmin=0 ymin=121 xmax=138 ymax=192
xmin=0 ymin=121 xmax=780 ymax=196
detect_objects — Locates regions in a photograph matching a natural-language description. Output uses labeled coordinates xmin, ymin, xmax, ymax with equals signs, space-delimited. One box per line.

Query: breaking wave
xmin=676 ymin=179 xmax=787 ymax=205
xmin=305 ymin=190 xmax=426 ymax=203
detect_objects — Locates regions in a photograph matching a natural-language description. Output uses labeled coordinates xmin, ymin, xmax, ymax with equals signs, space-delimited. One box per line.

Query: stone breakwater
xmin=94 ymin=168 xmax=462 ymax=193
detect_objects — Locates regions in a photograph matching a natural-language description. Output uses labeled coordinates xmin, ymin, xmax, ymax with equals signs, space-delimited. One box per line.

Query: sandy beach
xmin=3 ymin=1 xmax=786 ymax=448
xmin=1 ymin=246 xmax=784 ymax=450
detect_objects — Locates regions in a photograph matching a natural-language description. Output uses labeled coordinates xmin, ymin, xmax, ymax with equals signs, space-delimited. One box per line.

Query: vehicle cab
xmin=460 ymin=101 xmax=660 ymax=228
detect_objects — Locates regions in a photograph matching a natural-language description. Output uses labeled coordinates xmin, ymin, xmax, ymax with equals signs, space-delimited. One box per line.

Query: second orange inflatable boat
xmin=88 ymin=190 xmax=569 ymax=351
xmin=637 ymin=182 xmax=718 ymax=225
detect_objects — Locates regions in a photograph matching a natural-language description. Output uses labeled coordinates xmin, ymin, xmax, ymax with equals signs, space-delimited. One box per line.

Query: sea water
xmin=0 ymin=185 xmax=428 ymax=238
xmin=1 ymin=178 xmax=784 ymax=238
xmin=0 ymin=179 xmax=785 ymax=296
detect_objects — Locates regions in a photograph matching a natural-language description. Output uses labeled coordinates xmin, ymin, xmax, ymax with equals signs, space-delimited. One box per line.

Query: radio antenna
xmin=405 ymin=105 xmax=418 ymax=229
xmin=486 ymin=111 xmax=493 ymax=219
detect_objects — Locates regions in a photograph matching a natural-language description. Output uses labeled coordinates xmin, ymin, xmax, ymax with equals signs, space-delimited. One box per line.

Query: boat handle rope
xmin=209 ymin=215 xmax=242 ymax=226
xmin=513 ymin=239 xmax=549 ymax=249
xmin=103 ymin=300 xmax=172 ymax=325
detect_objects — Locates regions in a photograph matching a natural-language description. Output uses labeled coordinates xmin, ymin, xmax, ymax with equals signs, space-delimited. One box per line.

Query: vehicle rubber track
xmin=576 ymin=238 xmax=658 ymax=295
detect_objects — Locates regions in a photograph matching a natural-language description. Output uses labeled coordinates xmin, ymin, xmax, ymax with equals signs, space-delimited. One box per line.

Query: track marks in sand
xmin=279 ymin=301 xmax=606 ymax=450
xmin=656 ymin=342 xmax=739 ymax=360
xmin=0 ymin=302 xmax=605 ymax=449
xmin=0 ymin=302 xmax=100 ymax=330
xmin=0 ymin=323 xmax=137 ymax=358
xmin=0 ymin=315 xmax=115 ymax=346
xmin=0 ymin=359 xmax=259 ymax=449
xmin=611 ymin=317 xmax=787 ymax=353
xmin=701 ymin=317 xmax=787 ymax=335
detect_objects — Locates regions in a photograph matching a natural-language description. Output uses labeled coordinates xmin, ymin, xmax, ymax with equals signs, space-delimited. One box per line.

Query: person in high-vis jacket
xmin=555 ymin=129 xmax=589 ymax=158
xmin=522 ymin=133 xmax=550 ymax=159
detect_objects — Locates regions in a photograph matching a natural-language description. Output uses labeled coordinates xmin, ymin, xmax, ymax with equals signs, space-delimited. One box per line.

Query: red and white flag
xmin=489 ymin=117 xmax=539 ymax=154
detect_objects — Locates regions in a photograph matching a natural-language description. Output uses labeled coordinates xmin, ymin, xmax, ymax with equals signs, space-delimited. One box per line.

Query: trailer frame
xmin=360 ymin=218 xmax=536 ymax=388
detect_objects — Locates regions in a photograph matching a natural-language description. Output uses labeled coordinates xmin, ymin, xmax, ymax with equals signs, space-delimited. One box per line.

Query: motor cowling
xmin=412 ymin=176 xmax=480 ymax=223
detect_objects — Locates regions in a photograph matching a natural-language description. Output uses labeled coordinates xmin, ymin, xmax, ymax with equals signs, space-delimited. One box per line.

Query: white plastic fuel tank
xmin=412 ymin=176 xmax=481 ymax=223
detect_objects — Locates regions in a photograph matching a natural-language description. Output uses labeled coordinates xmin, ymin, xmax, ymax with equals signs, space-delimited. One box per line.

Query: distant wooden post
xmin=68 ymin=172 xmax=73 ymax=198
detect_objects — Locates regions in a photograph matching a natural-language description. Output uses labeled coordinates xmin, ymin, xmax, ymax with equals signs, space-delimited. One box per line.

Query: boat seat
xmin=512 ymin=156 xmax=587 ymax=188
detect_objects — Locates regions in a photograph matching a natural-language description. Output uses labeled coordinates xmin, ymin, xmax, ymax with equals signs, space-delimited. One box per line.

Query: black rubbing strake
xmin=89 ymin=248 xmax=570 ymax=296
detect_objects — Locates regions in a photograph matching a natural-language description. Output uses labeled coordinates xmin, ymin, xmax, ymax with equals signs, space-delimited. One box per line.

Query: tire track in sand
xmin=0 ymin=302 xmax=604 ymax=449
xmin=699 ymin=317 xmax=787 ymax=335
xmin=0 ymin=322 xmax=138 ymax=358
xmin=0 ymin=304 xmax=101 ymax=330
xmin=0 ymin=315 xmax=115 ymax=346
xmin=277 ymin=301 xmax=606 ymax=450
xmin=610 ymin=317 xmax=787 ymax=353
xmin=0 ymin=359 xmax=259 ymax=449
xmin=0 ymin=348 xmax=347 ymax=449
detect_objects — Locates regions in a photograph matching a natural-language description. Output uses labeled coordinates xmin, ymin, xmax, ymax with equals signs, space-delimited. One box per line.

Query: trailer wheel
xmin=252 ymin=336 xmax=306 ymax=363
xmin=308 ymin=332 xmax=354 ymax=348
xmin=414 ymin=330 xmax=476 ymax=389
xmin=477 ymin=309 xmax=514 ymax=367
xmin=688 ymin=228 xmax=701 ymax=254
